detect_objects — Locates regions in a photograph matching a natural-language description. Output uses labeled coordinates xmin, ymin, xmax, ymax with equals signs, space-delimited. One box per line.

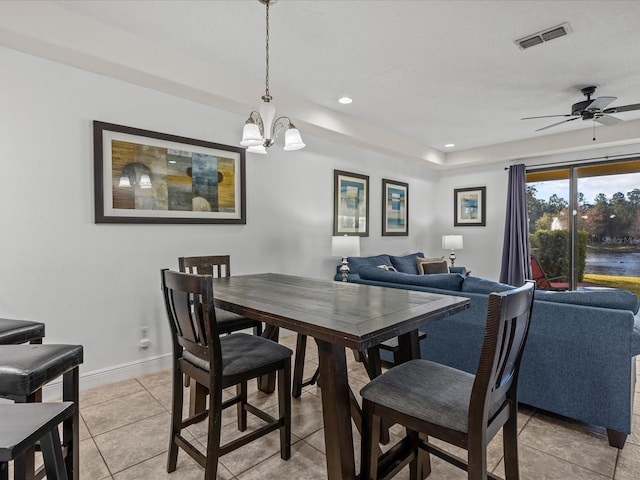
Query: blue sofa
xmin=336 ymin=252 xmax=640 ymax=448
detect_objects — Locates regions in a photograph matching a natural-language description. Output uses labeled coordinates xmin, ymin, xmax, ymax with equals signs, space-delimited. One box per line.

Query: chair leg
xmin=360 ymin=399 xmax=380 ymax=480
xmin=41 ymin=427 xmax=69 ymax=480
xmin=62 ymin=366 xmax=80 ymax=480
xmin=253 ymin=322 xmax=263 ymax=336
xmin=292 ymin=333 xmax=307 ymax=398
xmin=502 ymin=406 xmax=520 ymax=480
xmin=407 ymin=429 xmax=420 ymax=480
xmin=204 ymin=389 xmax=223 ymax=480
xmin=237 ymin=381 xmax=248 ymax=431
xmin=167 ymin=365 xmax=184 ymax=473
xmin=467 ymin=440 xmax=488 ymax=480
xmin=278 ymin=358 xmax=292 ymax=460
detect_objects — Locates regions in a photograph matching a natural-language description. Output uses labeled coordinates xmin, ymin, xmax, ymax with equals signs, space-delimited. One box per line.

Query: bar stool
xmin=0 ymin=402 xmax=74 ymax=480
xmin=0 ymin=319 xmax=44 ymax=345
xmin=0 ymin=345 xmax=83 ymax=480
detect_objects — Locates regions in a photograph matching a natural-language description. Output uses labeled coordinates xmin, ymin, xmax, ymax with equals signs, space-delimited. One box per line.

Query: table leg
xmin=316 ymin=339 xmax=356 ymax=480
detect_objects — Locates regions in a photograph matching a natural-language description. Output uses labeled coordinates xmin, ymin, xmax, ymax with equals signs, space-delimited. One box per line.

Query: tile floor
xmin=68 ymin=335 xmax=640 ymax=479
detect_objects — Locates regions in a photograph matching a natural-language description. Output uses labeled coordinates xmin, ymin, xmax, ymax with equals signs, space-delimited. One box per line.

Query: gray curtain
xmin=499 ymin=164 xmax=532 ymax=286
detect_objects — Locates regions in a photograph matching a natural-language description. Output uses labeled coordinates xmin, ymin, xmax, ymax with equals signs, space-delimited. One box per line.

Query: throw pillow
xmin=377 ymin=265 xmax=398 ymax=272
xmin=417 ymin=258 xmax=450 ymax=275
xmin=389 ymin=252 xmax=425 ymax=274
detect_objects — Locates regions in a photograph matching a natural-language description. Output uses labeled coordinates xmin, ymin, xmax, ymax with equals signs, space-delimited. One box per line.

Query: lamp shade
xmin=283 ymin=127 xmax=306 ymax=151
xmin=246 ymin=144 xmax=268 ymax=154
xmin=240 ymin=122 xmax=263 ymax=147
xmin=442 ymin=235 xmax=463 ymax=250
xmin=332 ymin=235 xmax=361 ymax=258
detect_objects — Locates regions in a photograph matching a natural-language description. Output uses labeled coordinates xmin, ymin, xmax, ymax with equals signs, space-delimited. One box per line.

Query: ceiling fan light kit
xmin=522 ymin=85 xmax=640 ymax=133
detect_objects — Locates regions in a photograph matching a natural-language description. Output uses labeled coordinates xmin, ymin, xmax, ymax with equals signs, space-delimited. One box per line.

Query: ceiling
xmin=2 ymin=0 xmax=640 ymax=168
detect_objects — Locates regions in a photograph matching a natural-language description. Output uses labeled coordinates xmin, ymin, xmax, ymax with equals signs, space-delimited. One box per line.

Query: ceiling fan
xmin=522 ymin=86 xmax=640 ymax=132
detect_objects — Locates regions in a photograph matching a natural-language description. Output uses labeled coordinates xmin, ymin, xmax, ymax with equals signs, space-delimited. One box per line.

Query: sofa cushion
xmin=389 ymin=252 xmax=425 ymax=275
xmin=347 ymin=254 xmax=392 ymax=274
xmin=534 ymin=288 xmax=640 ymax=314
xmin=418 ymin=259 xmax=450 ymax=275
xmin=358 ymin=265 xmax=465 ymax=291
xmin=461 ymin=276 xmax=515 ymax=294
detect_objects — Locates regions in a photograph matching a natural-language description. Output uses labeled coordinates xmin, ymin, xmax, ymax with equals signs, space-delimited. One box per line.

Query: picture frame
xmin=334 ymin=170 xmax=369 ymax=236
xmin=382 ymin=178 xmax=409 ymax=236
xmin=93 ymin=121 xmax=245 ymax=224
xmin=454 ymin=186 xmax=486 ymax=226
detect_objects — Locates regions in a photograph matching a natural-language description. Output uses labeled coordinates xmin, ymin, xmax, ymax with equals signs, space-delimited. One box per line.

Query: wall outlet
xmin=139 ymin=326 xmax=150 ymax=349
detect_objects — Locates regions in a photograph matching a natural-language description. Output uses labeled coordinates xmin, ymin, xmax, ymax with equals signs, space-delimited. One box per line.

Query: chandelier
xmin=240 ymin=0 xmax=305 ymax=154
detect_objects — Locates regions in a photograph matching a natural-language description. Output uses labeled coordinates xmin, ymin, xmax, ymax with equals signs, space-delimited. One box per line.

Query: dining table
xmin=209 ymin=273 xmax=470 ymax=480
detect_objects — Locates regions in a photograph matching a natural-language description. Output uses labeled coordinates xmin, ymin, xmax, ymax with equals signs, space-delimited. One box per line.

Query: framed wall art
xmin=333 ymin=170 xmax=369 ymax=236
xmin=382 ymin=178 xmax=408 ymax=236
xmin=93 ymin=121 xmax=245 ymax=224
xmin=454 ymin=186 xmax=486 ymax=226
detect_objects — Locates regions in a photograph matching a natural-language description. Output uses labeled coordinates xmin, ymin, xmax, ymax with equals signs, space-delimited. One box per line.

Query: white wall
xmin=434 ymin=162 xmax=512 ymax=281
xmin=0 ymin=46 xmax=441 ymax=389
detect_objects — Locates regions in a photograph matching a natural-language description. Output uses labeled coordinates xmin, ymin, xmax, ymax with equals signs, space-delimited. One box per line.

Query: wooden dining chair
xmin=178 ymin=255 xmax=262 ymax=336
xmin=161 ymin=269 xmax=292 ymax=480
xmin=360 ymin=281 xmax=535 ymax=480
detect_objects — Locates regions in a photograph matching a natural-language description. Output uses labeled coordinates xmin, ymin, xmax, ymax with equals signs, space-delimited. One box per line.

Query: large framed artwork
xmin=93 ymin=121 xmax=245 ymax=224
xmin=334 ymin=170 xmax=369 ymax=236
xmin=382 ymin=178 xmax=408 ymax=236
xmin=454 ymin=186 xmax=486 ymax=226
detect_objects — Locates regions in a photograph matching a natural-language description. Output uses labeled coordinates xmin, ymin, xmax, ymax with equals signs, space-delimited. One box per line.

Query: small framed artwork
xmin=334 ymin=170 xmax=369 ymax=236
xmin=93 ymin=121 xmax=245 ymax=224
xmin=454 ymin=186 xmax=486 ymax=226
xmin=382 ymin=179 xmax=409 ymax=236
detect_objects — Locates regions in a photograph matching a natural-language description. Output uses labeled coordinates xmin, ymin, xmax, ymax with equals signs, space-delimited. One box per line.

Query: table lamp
xmin=442 ymin=234 xmax=463 ymax=267
xmin=332 ymin=235 xmax=361 ymax=282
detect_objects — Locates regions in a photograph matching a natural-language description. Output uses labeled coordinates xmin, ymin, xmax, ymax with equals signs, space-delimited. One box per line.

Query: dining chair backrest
xmin=469 ymin=280 xmax=535 ymax=433
xmin=178 ymin=255 xmax=231 ymax=278
xmin=161 ymin=269 xmax=221 ymax=374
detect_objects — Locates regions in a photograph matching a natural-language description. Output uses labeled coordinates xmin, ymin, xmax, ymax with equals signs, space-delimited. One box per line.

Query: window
xmin=527 ymin=160 xmax=640 ymax=295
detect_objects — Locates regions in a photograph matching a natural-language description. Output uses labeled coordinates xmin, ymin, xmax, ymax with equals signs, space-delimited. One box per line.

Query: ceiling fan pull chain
xmin=593 ymin=120 xmax=596 ymax=141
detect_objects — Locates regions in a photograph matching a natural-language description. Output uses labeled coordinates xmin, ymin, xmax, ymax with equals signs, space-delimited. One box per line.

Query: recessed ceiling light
xmin=338 ymin=97 xmax=353 ymax=104
xmin=444 ymin=143 xmax=455 ymax=148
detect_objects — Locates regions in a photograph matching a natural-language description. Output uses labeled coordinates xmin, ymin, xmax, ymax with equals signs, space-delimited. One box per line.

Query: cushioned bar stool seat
xmin=0 ymin=345 xmax=83 ymax=480
xmin=0 ymin=402 xmax=74 ymax=480
xmin=0 ymin=319 xmax=44 ymax=345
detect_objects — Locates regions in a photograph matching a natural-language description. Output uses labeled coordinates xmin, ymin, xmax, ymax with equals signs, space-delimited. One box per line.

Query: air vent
xmin=515 ymin=22 xmax=572 ymax=50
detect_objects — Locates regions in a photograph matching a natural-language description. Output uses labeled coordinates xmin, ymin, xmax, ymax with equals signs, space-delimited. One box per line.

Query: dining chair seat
xmin=214 ymin=308 xmax=262 ymax=335
xmin=361 ymin=359 xmax=505 ymax=434
xmin=183 ymin=333 xmax=292 ymax=378
xmin=0 ymin=318 xmax=44 ymax=345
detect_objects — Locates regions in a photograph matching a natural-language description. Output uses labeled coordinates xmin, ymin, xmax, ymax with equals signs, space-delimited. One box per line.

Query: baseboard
xmin=42 ymin=353 xmax=173 ymax=401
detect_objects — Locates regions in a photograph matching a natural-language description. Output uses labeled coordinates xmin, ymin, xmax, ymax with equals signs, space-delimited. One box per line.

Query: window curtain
xmin=499 ymin=164 xmax=532 ymax=286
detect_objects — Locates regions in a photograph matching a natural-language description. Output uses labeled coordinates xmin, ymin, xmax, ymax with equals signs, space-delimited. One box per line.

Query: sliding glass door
xmin=527 ymin=159 xmax=640 ymax=294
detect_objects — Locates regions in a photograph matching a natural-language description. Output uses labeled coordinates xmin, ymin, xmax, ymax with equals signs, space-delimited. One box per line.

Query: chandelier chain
xmin=264 ymin=1 xmax=270 ymax=100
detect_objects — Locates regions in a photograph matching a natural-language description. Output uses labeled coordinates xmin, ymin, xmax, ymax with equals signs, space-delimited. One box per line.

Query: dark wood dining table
xmin=210 ymin=273 xmax=470 ymax=480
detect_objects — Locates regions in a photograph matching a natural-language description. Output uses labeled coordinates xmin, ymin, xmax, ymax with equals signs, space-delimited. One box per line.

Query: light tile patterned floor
xmin=70 ymin=335 xmax=640 ymax=479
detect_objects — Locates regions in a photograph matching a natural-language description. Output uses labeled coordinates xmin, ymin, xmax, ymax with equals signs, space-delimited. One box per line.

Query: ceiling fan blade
xmin=603 ymin=103 xmax=640 ymax=114
xmin=535 ymin=117 xmax=579 ymax=132
xmin=585 ymin=96 xmax=617 ymax=111
xmin=595 ymin=114 xmax=623 ymax=126
xmin=522 ymin=114 xmax=573 ymax=120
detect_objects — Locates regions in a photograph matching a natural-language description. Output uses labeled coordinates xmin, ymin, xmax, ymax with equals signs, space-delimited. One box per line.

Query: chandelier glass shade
xmin=240 ymin=0 xmax=305 ymax=153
